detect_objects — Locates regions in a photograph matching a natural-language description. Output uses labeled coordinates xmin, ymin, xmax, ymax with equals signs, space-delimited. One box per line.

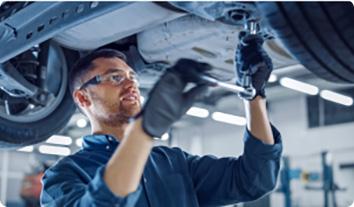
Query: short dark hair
xmin=69 ymin=48 xmax=127 ymax=97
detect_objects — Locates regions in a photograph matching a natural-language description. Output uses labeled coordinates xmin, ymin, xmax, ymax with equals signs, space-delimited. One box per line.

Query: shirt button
xmin=108 ymin=137 xmax=113 ymax=141
xmin=106 ymin=145 xmax=110 ymax=150
xmin=144 ymin=178 xmax=147 ymax=183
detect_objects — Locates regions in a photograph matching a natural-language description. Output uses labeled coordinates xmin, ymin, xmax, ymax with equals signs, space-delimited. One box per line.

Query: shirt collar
xmin=82 ymin=134 xmax=119 ymax=151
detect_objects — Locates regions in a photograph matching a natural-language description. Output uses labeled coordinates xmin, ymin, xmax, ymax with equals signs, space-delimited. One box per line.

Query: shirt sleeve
xmin=40 ymin=160 xmax=142 ymax=207
xmin=184 ymin=123 xmax=282 ymax=206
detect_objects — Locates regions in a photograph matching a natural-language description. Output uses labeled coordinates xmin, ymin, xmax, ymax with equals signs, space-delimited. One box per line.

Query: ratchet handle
xmin=199 ymin=74 xmax=256 ymax=98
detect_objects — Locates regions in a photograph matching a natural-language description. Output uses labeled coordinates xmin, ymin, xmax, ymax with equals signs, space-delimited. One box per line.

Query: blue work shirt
xmin=41 ymin=125 xmax=282 ymax=207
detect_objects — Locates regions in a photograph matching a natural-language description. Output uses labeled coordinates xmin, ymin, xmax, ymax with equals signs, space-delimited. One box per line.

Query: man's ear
xmin=73 ymin=90 xmax=91 ymax=108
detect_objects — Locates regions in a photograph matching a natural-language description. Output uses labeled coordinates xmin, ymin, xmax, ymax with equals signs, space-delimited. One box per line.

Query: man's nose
xmin=122 ymin=77 xmax=139 ymax=90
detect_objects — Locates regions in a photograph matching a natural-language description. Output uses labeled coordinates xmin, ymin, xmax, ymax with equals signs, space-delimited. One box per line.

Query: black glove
xmin=137 ymin=59 xmax=210 ymax=138
xmin=235 ymin=32 xmax=273 ymax=100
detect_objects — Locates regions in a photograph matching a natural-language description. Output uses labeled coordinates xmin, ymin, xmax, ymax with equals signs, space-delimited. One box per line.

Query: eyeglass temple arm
xmin=79 ymin=76 xmax=101 ymax=90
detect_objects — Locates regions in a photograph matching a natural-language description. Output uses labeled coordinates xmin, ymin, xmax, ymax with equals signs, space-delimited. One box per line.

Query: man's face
xmin=80 ymin=57 xmax=141 ymax=125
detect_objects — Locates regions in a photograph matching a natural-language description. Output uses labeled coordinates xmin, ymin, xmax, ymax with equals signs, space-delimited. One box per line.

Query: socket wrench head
xmin=238 ymin=86 xmax=256 ymax=100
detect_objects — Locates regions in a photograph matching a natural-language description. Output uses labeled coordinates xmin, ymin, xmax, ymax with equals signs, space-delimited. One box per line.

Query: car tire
xmin=0 ymin=44 xmax=77 ymax=148
xmin=258 ymin=2 xmax=354 ymax=83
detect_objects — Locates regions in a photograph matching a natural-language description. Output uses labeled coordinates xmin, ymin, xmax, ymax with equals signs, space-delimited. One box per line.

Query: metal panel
xmin=0 ymin=2 xmax=130 ymax=63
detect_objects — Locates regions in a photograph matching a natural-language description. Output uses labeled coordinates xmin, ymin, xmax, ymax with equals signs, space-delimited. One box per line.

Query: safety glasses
xmin=79 ymin=70 xmax=139 ymax=90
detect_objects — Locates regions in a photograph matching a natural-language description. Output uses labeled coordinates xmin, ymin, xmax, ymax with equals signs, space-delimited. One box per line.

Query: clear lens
xmin=110 ymin=74 xmax=125 ymax=84
xmin=104 ymin=73 xmax=139 ymax=87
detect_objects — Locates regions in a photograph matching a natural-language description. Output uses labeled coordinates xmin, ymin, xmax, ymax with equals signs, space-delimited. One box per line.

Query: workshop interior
xmin=0 ymin=1 xmax=354 ymax=207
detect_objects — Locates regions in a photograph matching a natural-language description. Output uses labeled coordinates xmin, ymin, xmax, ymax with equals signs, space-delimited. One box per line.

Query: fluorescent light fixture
xmin=39 ymin=145 xmax=71 ymax=156
xmin=153 ymin=133 xmax=170 ymax=141
xmin=76 ymin=138 xmax=83 ymax=147
xmin=320 ymin=90 xmax=353 ymax=106
xmin=161 ymin=133 xmax=169 ymax=141
xmin=46 ymin=135 xmax=72 ymax=146
xmin=76 ymin=118 xmax=88 ymax=128
xmin=186 ymin=107 xmax=209 ymax=118
xmin=17 ymin=145 xmax=34 ymax=152
xmin=280 ymin=77 xmax=319 ymax=95
xmin=268 ymin=74 xmax=278 ymax=83
xmin=211 ymin=112 xmax=246 ymax=126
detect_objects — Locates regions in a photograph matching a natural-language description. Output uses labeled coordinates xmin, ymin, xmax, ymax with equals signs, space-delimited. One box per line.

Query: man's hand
xmin=236 ymin=32 xmax=275 ymax=144
xmin=138 ymin=59 xmax=210 ymax=138
xmin=235 ymin=32 xmax=273 ymax=100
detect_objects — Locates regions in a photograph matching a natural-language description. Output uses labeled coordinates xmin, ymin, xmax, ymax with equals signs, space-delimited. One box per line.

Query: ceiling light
xmin=161 ymin=133 xmax=169 ymax=141
xmin=268 ymin=74 xmax=278 ymax=83
xmin=76 ymin=138 xmax=83 ymax=147
xmin=211 ymin=112 xmax=246 ymax=126
xmin=46 ymin=135 xmax=72 ymax=146
xmin=186 ymin=107 xmax=209 ymax=118
xmin=320 ymin=90 xmax=353 ymax=106
xmin=76 ymin=118 xmax=88 ymax=128
xmin=39 ymin=145 xmax=71 ymax=156
xmin=153 ymin=133 xmax=170 ymax=141
xmin=17 ymin=145 xmax=34 ymax=152
xmin=280 ymin=77 xmax=319 ymax=95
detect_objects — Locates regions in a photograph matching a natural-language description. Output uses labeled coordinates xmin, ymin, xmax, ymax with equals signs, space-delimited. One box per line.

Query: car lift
xmin=278 ymin=151 xmax=345 ymax=207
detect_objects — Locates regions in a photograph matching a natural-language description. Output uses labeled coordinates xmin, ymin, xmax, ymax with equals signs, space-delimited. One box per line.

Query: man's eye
xmin=111 ymin=75 xmax=124 ymax=82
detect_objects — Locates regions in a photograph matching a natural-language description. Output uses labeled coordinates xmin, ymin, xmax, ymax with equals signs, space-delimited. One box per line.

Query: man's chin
xmin=121 ymin=103 xmax=141 ymax=117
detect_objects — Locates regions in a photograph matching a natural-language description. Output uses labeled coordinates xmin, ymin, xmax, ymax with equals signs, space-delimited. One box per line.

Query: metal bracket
xmin=0 ymin=62 xmax=38 ymax=98
xmin=0 ymin=2 xmax=131 ymax=63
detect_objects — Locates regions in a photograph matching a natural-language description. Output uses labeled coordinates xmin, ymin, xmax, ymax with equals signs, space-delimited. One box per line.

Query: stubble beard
xmin=101 ymin=102 xmax=141 ymax=127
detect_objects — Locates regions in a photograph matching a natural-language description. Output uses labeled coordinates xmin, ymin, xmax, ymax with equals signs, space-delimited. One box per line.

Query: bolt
xmin=90 ymin=2 xmax=99 ymax=8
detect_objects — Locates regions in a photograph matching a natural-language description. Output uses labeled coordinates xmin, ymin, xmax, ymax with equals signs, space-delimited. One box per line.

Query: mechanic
xmin=40 ymin=33 xmax=282 ymax=206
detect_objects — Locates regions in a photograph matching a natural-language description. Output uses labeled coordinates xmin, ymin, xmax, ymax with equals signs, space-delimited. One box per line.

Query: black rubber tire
xmin=0 ymin=48 xmax=78 ymax=149
xmin=257 ymin=2 xmax=354 ymax=83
